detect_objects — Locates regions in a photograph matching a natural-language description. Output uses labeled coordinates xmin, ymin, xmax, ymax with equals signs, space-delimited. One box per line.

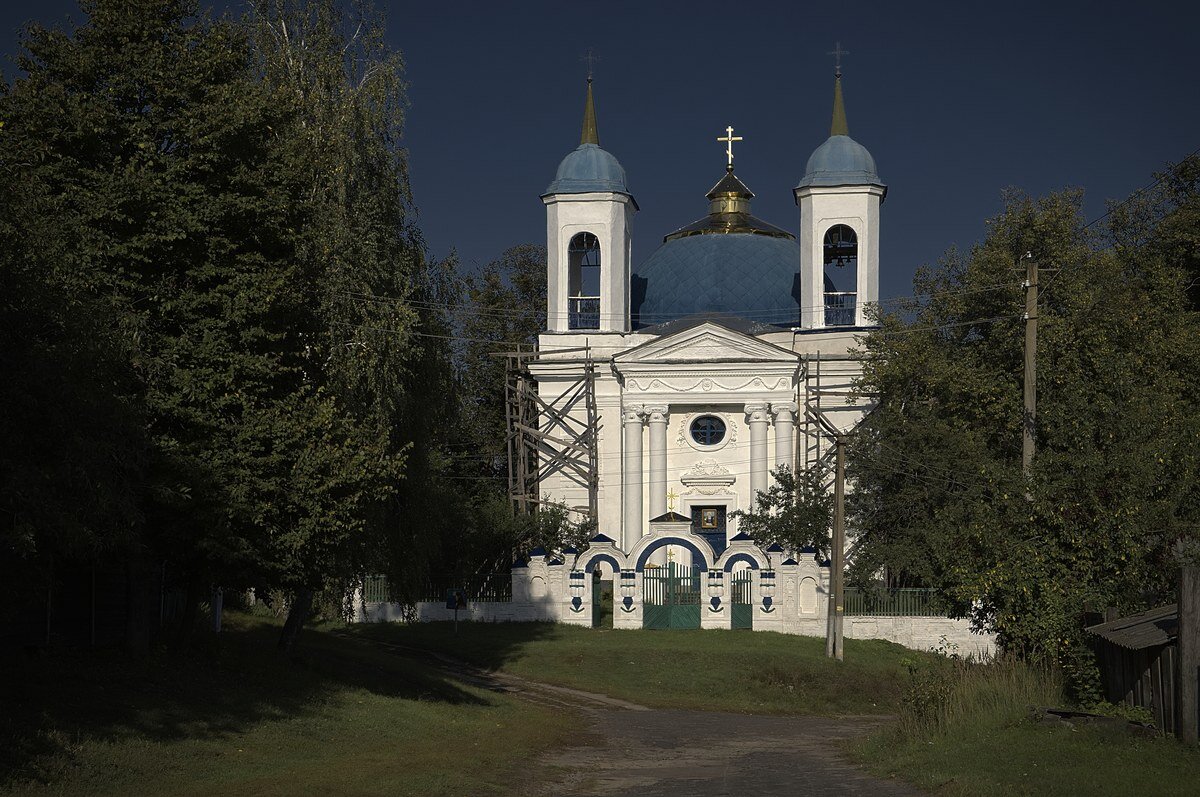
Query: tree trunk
xmin=278 ymin=587 xmax=314 ymax=654
xmin=174 ymin=574 xmax=202 ymax=651
xmin=125 ymin=555 xmax=152 ymax=656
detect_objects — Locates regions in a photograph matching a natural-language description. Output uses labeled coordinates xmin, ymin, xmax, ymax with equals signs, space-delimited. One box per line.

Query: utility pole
xmin=1180 ymin=566 xmax=1199 ymax=745
xmin=826 ymin=434 xmax=846 ymax=661
xmin=1022 ymin=252 xmax=1038 ymax=478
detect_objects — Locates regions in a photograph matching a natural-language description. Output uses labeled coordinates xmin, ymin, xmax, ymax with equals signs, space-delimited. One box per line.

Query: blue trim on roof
xmin=528 ymin=546 xmax=547 ymax=557
xmin=590 ymin=533 xmax=616 ymax=544
xmin=766 ymin=543 xmax=784 ymax=552
xmin=729 ymin=532 xmax=754 ymax=542
xmin=781 ymin=557 xmax=799 ymax=566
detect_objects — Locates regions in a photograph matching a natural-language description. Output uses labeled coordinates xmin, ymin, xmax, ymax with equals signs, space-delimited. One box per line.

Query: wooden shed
xmin=1087 ymin=604 xmax=1179 ymax=734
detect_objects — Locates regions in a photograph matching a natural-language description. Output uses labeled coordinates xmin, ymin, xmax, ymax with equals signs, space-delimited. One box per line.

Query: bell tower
xmin=542 ymin=78 xmax=637 ymax=333
xmin=794 ymin=57 xmax=886 ymax=329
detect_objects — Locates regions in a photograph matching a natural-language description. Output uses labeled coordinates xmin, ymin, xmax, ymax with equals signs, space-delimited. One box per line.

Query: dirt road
xmin=357 ymin=635 xmax=922 ymax=796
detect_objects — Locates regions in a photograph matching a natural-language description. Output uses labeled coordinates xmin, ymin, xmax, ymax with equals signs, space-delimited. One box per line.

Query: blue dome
xmin=795 ymin=134 xmax=885 ymax=190
xmin=544 ymin=143 xmax=631 ymax=196
xmin=632 ymin=234 xmax=801 ymax=328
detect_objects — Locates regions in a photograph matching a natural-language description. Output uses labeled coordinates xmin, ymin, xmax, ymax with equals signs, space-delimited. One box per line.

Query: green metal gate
xmin=642 ymin=562 xmax=701 ymax=630
xmin=731 ymin=570 xmax=753 ymax=630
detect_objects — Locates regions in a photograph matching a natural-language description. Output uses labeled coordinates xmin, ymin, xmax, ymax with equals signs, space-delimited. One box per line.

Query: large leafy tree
xmin=249 ymin=0 xmax=436 ymax=647
xmin=0 ymin=0 xmax=301 ymax=646
xmin=1 ymin=0 xmax=432 ymax=650
xmin=850 ymin=167 xmax=1200 ymax=695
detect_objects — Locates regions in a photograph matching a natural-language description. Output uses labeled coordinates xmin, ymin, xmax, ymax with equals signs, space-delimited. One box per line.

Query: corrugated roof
xmin=1086 ymin=604 xmax=1178 ymax=650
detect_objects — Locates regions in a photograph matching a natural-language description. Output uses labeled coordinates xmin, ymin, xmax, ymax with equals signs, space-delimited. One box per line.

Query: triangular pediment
xmin=614 ymin=321 xmax=798 ymax=365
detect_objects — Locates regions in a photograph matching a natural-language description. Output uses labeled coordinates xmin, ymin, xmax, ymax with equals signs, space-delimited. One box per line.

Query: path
xmin=352 ymin=635 xmax=922 ymax=796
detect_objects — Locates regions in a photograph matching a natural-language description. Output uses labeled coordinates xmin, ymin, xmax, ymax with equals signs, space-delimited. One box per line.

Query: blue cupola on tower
xmin=542 ymin=77 xmax=638 ymax=333
xmin=794 ymin=72 xmax=886 ymax=193
xmin=543 ymin=79 xmax=633 ymax=199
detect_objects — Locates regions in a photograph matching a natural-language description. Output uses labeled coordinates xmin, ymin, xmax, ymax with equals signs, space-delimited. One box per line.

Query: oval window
xmin=690 ymin=415 xmax=726 ymax=446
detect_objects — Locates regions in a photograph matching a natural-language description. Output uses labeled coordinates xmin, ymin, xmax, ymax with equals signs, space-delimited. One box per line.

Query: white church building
xmin=535 ymin=72 xmax=879 ymax=550
xmin=364 ymin=69 xmax=992 ymax=653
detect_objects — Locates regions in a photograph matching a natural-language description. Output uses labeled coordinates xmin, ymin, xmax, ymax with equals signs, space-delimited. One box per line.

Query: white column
xmin=746 ymin=403 xmax=770 ymax=500
xmin=622 ymin=405 xmax=644 ymax=552
xmin=645 ymin=405 xmax=669 ymax=519
xmin=771 ymin=402 xmax=798 ymax=475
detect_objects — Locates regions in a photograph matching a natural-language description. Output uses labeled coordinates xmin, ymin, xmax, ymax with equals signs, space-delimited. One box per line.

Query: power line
xmin=335 ymin=279 xmax=1019 ymax=323
xmin=1039 ymin=148 xmax=1200 ymax=296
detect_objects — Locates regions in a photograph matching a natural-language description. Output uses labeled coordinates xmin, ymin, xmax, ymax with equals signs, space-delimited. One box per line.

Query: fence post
xmin=1179 ymin=566 xmax=1199 ymax=745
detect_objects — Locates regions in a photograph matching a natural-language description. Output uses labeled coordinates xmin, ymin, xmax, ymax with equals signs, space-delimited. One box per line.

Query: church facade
xmin=360 ymin=71 xmax=994 ymax=653
xmin=532 ymin=73 xmax=879 ymax=581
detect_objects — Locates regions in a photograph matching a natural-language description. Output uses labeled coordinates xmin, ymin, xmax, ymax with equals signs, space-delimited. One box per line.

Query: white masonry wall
xmin=353 ymin=553 xmax=997 ymax=657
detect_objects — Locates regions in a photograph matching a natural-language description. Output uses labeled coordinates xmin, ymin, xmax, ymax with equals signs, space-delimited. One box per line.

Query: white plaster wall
xmin=796 ymin=186 xmax=884 ymax=329
xmin=544 ymin=193 xmax=635 ymax=333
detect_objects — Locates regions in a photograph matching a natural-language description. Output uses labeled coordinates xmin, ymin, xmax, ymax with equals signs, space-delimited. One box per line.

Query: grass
xmin=849 ymin=655 xmax=1200 ymax=796
xmin=347 ymin=620 xmax=921 ymax=715
xmin=0 ymin=614 xmax=573 ymax=797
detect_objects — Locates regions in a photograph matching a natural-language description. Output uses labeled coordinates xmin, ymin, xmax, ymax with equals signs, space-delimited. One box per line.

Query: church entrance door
xmin=691 ymin=505 xmax=727 ymax=555
xmin=642 ymin=562 xmax=701 ymax=630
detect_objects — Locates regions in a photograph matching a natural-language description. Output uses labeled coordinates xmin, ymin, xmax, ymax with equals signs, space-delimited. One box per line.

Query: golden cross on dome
xmin=717 ymin=125 xmax=742 ymax=170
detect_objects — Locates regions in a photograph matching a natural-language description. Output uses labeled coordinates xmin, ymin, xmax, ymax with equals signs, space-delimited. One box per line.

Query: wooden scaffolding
xmin=503 ymin=345 xmax=600 ymax=524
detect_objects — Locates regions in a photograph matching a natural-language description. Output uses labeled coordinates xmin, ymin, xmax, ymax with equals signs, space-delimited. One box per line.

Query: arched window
xmin=568 ymin=232 xmax=601 ymax=329
xmin=822 ymin=225 xmax=857 ymax=327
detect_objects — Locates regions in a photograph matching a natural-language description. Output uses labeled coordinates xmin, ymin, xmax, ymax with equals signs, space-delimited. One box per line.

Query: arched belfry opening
xmin=568 ymin=231 xmax=601 ymax=329
xmin=822 ymin=224 xmax=857 ymax=327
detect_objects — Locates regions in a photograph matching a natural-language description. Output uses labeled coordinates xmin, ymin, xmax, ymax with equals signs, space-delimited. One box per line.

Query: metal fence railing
xmin=824 ymin=291 xmax=856 ymax=327
xmin=569 ymin=296 xmax=600 ymax=329
xmin=361 ymin=573 xmax=513 ymax=604
xmin=843 ymin=587 xmax=941 ymax=617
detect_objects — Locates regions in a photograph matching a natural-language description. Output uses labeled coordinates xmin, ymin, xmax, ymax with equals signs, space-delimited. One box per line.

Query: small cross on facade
xmin=717 ymin=125 xmax=742 ymax=169
xmin=666 ymin=488 xmax=679 ymax=512
xmin=828 ymin=41 xmax=849 ymax=78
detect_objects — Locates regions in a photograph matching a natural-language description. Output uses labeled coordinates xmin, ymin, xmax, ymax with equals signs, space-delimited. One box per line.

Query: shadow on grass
xmin=0 ymin=614 xmax=490 ymax=786
xmin=346 ymin=619 xmax=564 ymax=671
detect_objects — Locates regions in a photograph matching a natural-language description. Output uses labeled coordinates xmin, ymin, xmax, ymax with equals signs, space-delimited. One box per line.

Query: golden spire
xmin=580 ymin=78 xmax=599 ymax=146
xmin=828 ymin=41 xmax=849 ymax=136
xmin=831 ymin=76 xmax=849 ymax=137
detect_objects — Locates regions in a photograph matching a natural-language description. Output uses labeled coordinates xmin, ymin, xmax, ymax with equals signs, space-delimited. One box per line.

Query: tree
xmin=459 ymin=243 xmax=547 ymax=463
xmin=850 ymin=173 xmax=1200 ymax=696
xmin=730 ymin=467 xmax=833 ymax=560
xmin=1 ymin=0 xmax=433 ymax=651
xmin=249 ymin=0 xmax=430 ymax=650
xmin=0 ymin=0 xmax=304 ymax=648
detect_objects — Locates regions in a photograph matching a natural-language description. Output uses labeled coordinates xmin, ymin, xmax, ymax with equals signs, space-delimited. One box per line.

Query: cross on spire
xmin=828 ymin=41 xmax=849 ymax=78
xmin=581 ymin=48 xmax=600 ymax=81
xmin=717 ymin=125 xmax=743 ymax=171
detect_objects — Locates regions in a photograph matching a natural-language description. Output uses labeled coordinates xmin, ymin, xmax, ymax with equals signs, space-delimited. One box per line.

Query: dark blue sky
xmin=3 ymin=1 xmax=1197 ymax=300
